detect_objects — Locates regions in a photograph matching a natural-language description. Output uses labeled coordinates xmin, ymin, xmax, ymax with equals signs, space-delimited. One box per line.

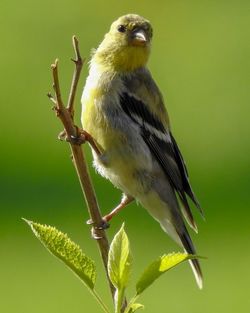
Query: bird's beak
xmin=131 ymin=29 xmax=147 ymax=46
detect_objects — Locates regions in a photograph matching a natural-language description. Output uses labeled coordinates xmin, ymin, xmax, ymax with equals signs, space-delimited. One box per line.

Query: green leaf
xmin=23 ymin=219 xmax=96 ymax=290
xmin=108 ymin=223 xmax=132 ymax=290
xmin=126 ymin=303 xmax=144 ymax=313
xmin=136 ymin=252 xmax=197 ymax=295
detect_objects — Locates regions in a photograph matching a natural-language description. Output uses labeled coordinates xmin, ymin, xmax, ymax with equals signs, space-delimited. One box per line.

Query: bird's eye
xmin=117 ymin=25 xmax=126 ymax=33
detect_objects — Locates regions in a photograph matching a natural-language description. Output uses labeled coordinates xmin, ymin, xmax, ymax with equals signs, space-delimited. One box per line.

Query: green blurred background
xmin=1 ymin=0 xmax=250 ymax=312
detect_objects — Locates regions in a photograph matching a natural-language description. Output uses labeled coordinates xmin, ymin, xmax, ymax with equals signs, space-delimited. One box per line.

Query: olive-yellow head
xmin=93 ymin=14 xmax=153 ymax=72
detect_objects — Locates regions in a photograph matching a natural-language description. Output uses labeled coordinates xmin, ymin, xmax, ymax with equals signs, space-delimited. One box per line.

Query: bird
xmin=81 ymin=13 xmax=204 ymax=288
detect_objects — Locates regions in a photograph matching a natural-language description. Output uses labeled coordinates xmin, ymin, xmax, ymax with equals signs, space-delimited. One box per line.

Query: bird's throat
xmin=94 ymin=44 xmax=150 ymax=72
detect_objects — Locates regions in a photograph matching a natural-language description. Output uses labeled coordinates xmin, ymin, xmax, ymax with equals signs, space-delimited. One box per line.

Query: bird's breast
xmin=81 ymin=69 xmax=153 ymax=196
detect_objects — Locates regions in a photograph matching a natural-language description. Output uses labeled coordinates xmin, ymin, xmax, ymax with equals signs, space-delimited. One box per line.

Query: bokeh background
xmin=1 ymin=0 xmax=250 ymax=312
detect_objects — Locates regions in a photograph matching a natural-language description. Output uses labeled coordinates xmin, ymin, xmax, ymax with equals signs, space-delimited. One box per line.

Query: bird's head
xmin=93 ymin=14 xmax=153 ymax=72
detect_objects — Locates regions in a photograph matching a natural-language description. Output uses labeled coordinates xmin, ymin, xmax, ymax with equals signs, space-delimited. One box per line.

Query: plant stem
xmin=48 ymin=36 xmax=115 ymax=300
xmin=115 ymin=288 xmax=124 ymax=313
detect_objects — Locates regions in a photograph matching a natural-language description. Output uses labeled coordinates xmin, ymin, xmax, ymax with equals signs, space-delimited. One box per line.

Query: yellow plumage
xmin=81 ymin=14 xmax=203 ymax=288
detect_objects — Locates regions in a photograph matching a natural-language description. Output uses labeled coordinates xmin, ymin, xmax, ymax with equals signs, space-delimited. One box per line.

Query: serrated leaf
xmin=126 ymin=303 xmax=144 ymax=313
xmin=24 ymin=219 xmax=96 ymax=290
xmin=108 ymin=223 xmax=132 ymax=290
xmin=136 ymin=252 xmax=197 ymax=295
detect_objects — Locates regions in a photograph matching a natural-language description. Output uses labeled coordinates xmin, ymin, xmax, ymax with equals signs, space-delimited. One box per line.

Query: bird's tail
xmin=178 ymin=229 xmax=203 ymax=289
xmin=159 ymin=219 xmax=203 ymax=289
xmin=139 ymin=190 xmax=203 ymax=289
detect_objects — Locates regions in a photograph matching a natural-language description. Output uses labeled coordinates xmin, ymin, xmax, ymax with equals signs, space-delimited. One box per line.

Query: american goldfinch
xmin=81 ymin=14 xmax=204 ymax=288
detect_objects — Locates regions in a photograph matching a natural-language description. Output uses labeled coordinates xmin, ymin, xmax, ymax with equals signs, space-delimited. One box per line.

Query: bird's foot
xmin=87 ymin=218 xmax=110 ymax=240
xmin=70 ymin=127 xmax=88 ymax=145
xmin=58 ymin=129 xmax=68 ymax=141
xmin=90 ymin=228 xmax=104 ymax=240
xmin=58 ymin=127 xmax=89 ymax=145
xmin=86 ymin=218 xmax=110 ymax=230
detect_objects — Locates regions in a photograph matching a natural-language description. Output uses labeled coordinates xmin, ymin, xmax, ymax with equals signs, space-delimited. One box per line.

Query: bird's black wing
xmin=120 ymin=92 xmax=203 ymax=228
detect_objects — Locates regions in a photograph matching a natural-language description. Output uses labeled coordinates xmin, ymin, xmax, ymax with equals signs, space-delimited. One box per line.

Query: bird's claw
xmin=91 ymin=228 xmax=103 ymax=240
xmin=86 ymin=218 xmax=110 ymax=230
xmin=69 ymin=131 xmax=87 ymax=145
xmin=86 ymin=218 xmax=94 ymax=225
xmin=88 ymin=219 xmax=110 ymax=240
xmin=57 ymin=127 xmax=87 ymax=145
xmin=58 ymin=130 xmax=67 ymax=141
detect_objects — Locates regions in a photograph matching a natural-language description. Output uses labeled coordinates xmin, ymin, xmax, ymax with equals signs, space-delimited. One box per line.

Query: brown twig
xmin=67 ymin=36 xmax=84 ymax=116
xmin=48 ymin=36 xmax=115 ymax=299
